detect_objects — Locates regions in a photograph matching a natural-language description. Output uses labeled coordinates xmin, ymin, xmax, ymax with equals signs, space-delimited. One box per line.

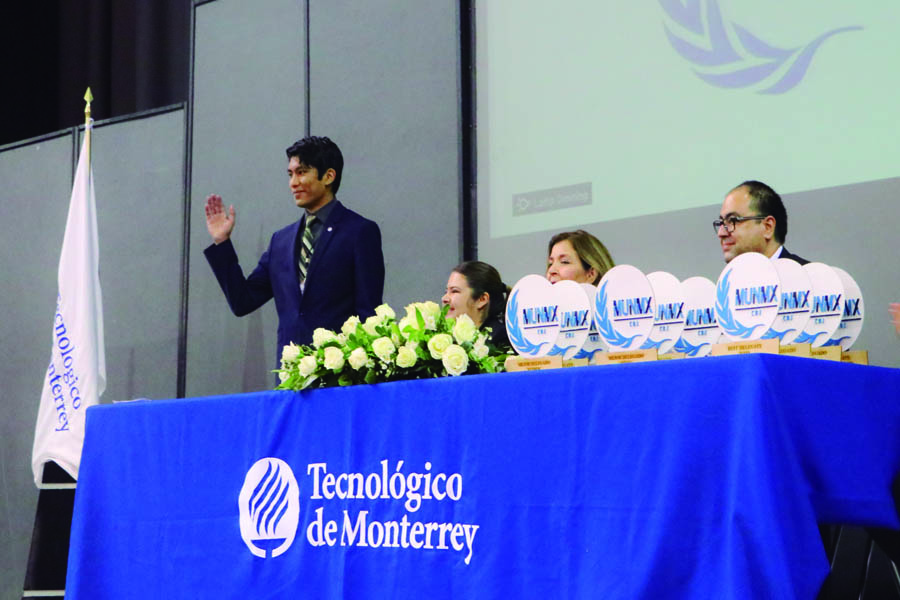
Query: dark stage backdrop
xmin=0 ymin=1 xmax=189 ymax=146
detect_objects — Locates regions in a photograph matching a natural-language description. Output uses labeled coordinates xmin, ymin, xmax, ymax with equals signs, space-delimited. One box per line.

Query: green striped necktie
xmin=298 ymin=215 xmax=316 ymax=286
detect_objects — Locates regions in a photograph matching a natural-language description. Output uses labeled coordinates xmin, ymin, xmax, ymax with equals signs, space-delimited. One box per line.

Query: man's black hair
xmin=736 ymin=180 xmax=787 ymax=244
xmin=285 ymin=136 xmax=344 ymax=194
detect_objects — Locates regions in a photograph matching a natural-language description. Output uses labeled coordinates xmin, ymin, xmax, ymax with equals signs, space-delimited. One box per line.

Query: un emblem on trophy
xmin=505 ymin=275 xmax=561 ymax=358
xmin=593 ymin=265 xmax=656 ymax=351
xmin=674 ymin=276 xmax=721 ymax=357
xmin=715 ymin=252 xmax=780 ymax=341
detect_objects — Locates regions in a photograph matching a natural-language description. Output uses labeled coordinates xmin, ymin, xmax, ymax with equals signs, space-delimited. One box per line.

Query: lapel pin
xmin=327 ymin=227 xmax=333 ymax=232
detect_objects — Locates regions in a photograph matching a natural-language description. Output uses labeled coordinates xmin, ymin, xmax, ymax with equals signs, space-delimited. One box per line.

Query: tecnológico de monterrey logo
xmin=239 ymin=458 xmax=300 ymax=558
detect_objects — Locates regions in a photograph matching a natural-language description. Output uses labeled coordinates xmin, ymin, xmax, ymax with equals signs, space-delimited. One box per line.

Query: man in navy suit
xmin=714 ymin=180 xmax=809 ymax=265
xmin=203 ymin=136 xmax=385 ymax=363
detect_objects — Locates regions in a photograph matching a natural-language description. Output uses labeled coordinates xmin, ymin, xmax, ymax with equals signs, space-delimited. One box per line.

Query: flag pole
xmin=84 ymin=87 xmax=93 ymax=166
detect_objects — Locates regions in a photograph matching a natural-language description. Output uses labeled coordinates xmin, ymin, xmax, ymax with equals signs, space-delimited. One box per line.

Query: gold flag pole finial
xmin=84 ymin=87 xmax=93 ymax=166
xmin=84 ymin=87 xmax=93 ymax=124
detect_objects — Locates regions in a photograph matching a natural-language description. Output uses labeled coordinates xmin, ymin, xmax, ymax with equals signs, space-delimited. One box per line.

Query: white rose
xmin=341 ymin=316 xmax=361 ymax=337
xmin=375 ymin=303 xmax=396 ymax=320
xmin=404 ymin=303 xmax=419 ymax=321
xmin=298 ymin=355 xmax=318 ymax=377
xmin=372 ymin=337 xmax=396 ymax=363
xmin=278 ymin=370 xmax=289 ymax=383
xmin=423 ymin=315 xmax=437 ymax=331
xmin=406 ymin=301 xmax=440 ymax=323
xmin=281 ymin=342 xmax=300 ymax=363
xmin=420 ymin=301 xmax=441 ymax=320
xmin=312 ymin=328 xmax=337 ymax=348
xmin=363 ymin=315 xmax=384 ymax=337
xmin=442 ymin=344 xmax=469 ymax=376
xmin=323 ymin=346 xmax=345 ymax=371
xmin=348 ymin=347 xmax=368 ymax=370
xmin=452 ymin=314 xmax=478 ymax=344
xmin=397 ymin=316 xmax=413 ymax=336
xmin=396 ymin=345 xmax=417 ymax=368
xmin=472 ymin=337 xmax=489 ymax=359
xmin=427 ymin=333 xmax=453 ymax=359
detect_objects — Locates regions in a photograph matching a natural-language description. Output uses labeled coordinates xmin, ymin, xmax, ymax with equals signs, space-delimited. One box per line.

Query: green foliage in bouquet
xmin=275 ymin=302 xmax=508 ymax=390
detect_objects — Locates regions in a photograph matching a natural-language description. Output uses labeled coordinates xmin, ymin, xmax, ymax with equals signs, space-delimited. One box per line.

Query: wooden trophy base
xmin=562 ymin=358 xmax=590 ymax=368
xmin=711 ymin=338 xmax=780 ymax=356
xmin=841 ymin=350 xmax=869 ymax=365
xmin=504 ymin=355 xmax=563 ymax=372
xmin=810 ymin=346 xmax=841 ymax=361
xmin=591 ymin=349 xmax=658 ymax=365
xmin=779 ymin=343 xmax=811 ymax=358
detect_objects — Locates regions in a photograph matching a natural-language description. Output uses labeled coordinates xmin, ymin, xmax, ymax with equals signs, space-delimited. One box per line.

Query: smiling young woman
xmin=442 ymin=261 xmax=511 ymax=349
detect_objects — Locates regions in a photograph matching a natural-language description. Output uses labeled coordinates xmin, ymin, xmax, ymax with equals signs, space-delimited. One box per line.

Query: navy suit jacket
xmin=779 ymin=247 xmax=809 ymax=265
xmin=205 ymin=200 xmax=385 ymax=362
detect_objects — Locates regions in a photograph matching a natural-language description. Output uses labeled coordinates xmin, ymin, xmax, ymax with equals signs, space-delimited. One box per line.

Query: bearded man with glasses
xmin=713 ymin=180 xmax=808 ymax=265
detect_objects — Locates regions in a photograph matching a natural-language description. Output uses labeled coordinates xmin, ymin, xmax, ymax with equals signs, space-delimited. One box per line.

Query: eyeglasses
xmin=712 ymin=215 xmax=766 ymax=234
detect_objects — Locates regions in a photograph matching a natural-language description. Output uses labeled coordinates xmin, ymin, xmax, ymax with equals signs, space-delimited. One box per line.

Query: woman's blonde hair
xmin=547 ymin=230 xmax=614 ymax=284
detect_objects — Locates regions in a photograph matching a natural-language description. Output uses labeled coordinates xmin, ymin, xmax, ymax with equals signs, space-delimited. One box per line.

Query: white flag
xmin=32 ymin=125 xmax=106 ymax=486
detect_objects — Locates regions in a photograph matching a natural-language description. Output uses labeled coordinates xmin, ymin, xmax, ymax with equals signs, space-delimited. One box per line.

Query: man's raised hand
xmin=205 ymin=194 xmax=235 ymax=244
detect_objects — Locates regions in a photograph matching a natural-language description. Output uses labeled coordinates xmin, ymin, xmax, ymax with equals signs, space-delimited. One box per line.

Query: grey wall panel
xmin=82 ymin=109 xmax=185 ymax=403
xmin=186 ymin=0 xmax=307 ymax=398
xmin=0 ymin=132 xmax=73 ymax=600
xmin=482 ymin=179 xmax=900 ymax=369
xmin=309 ymin=0 xmax=461 ymax=312
xmin=0 ymin=108 xmax=184 ymax=597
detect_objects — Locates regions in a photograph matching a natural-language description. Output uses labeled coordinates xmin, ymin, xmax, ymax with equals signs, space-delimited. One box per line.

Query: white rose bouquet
xmin=275 ymin=302 xmax=509 ymax=390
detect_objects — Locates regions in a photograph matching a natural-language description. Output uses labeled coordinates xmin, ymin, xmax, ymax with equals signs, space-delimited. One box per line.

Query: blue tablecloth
xmin=66 ymin=354 xmax=900 ymax=599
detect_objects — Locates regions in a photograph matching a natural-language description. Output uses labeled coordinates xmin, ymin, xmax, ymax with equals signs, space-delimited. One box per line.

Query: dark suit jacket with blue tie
xmin=204 ymin=200 xmax=385 ymax=362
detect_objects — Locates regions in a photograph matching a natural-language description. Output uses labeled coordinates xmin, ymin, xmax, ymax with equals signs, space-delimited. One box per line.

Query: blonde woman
xmin=546 ymin=230 xmax=614 ymax=285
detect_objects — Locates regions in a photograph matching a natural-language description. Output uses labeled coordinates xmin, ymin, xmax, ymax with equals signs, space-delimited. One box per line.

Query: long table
xmin=65 ymin=354 xmax=900 ymax=598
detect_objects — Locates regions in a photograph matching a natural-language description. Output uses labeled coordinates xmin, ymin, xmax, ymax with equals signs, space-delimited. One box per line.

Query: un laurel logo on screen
xmin=239 ymin=458 xmax=301 ymax=558
xmin=660 ymin=0 xmax=861 ymax=94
